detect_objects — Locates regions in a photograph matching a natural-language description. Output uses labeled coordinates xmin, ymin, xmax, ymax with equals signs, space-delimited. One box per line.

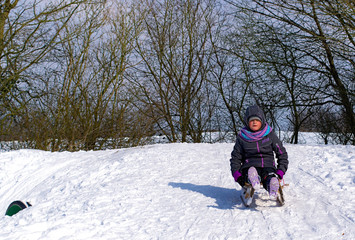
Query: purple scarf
xmin=240 ymin=123 xmax=272 ymax=142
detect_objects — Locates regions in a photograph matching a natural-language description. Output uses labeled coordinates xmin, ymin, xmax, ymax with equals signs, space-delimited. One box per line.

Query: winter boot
xmin=268 ymin=177 xmax=279 ymax=200
xmin=248 ymin=167 xmax=261 ymax=190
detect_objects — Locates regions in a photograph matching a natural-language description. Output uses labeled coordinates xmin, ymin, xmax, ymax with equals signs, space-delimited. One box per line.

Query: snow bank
xmin=0 ymin=143 xmax=354 ymax=239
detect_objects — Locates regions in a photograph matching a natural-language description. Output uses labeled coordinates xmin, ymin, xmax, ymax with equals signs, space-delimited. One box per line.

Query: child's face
xmin=249 ymin=119 xmax=262 ymax=131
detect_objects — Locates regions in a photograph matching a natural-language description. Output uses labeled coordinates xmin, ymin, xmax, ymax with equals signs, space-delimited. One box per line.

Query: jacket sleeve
xmin=230 ymin=137 xmax=244 ymax=175
xmin=270 ymin=131 xmax=288 ymax=173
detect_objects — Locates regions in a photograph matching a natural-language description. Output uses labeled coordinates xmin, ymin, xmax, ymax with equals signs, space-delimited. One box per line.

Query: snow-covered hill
xmin=0 ymin=143 xmax=354 ymax=239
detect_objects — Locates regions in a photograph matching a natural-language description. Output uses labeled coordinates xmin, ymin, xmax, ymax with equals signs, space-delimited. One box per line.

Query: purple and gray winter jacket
xmin=230 ymin=105 xmax=288 ymax=177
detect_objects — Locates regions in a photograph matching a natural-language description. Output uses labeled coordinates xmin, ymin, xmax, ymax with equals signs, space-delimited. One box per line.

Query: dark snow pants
xmin=238 ymin=167 xmax=277 ymax=190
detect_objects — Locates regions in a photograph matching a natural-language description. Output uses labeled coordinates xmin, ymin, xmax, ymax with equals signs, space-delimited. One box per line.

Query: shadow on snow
xmin=168 ymin=182 xmax=242 ymax=210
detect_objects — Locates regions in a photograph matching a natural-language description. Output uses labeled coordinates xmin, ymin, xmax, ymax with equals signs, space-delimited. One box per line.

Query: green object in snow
xmin=5 ymin=201 xmax=32 ymax=216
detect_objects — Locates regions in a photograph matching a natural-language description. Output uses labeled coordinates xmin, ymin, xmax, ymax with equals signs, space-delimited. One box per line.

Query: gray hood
xmin=243 ymin=105 xmax=266 ymax=131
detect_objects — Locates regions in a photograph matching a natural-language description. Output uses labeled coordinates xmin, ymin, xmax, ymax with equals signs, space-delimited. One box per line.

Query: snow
xmin=0 ymin=142 xmax=354 ymax=239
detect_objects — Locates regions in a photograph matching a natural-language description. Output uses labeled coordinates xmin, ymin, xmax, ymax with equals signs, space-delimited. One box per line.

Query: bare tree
xmin=0 ymin=0 xmax=88 ymax=140
xmin=225 ymin=0 xmax=355 ymax=144
xmin=132 ymin=0 xmax=220 ymax=142
xmin=17 ymin=0 xmax=148 ymax=151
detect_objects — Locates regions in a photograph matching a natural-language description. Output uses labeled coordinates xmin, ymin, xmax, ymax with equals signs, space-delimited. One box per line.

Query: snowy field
xmin=0 ymin=140 xmax=354 ymax=239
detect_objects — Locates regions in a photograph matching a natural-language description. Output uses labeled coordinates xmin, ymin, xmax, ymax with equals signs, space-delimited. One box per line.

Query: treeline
xmin=0 ymin=0 xmax=354 ymax=151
